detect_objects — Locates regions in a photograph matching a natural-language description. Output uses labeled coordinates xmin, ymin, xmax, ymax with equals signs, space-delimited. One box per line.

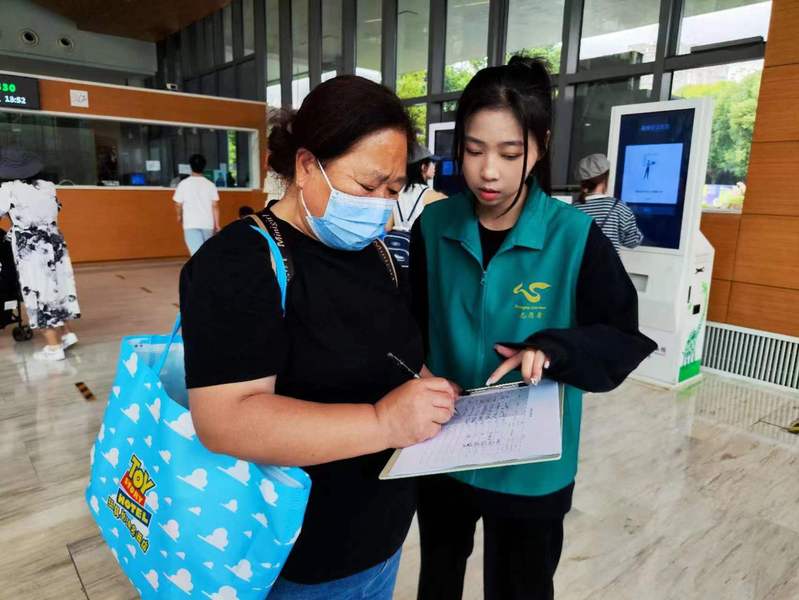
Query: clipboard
xmin=380 ymin=380 xmax=565 ymax=480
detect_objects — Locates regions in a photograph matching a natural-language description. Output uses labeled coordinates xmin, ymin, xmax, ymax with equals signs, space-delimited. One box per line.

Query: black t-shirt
xmin=179 ymin=211 xmax=422 ymax=583
xmin=478 ymin=222 xmax=511 ymax=269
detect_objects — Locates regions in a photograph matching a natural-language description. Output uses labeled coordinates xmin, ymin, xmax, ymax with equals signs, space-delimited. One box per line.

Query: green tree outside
xmin=673 ymin=72 xmax=761 ymax=184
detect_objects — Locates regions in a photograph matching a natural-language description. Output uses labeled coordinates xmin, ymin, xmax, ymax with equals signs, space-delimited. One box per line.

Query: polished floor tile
xmin=0 ymin=258 xmax=797 ymax=600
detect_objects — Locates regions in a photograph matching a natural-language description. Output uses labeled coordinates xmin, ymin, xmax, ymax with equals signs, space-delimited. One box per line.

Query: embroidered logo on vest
xmin=513 ymin=282 xmax=550 ymax=319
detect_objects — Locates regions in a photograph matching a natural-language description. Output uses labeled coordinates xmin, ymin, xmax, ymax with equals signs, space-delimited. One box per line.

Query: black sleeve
xmin=409 ymin=220 xmax=430 ymax=355
xmin=501 ymin=223 xmax=657 ymax=392
xmin=179 ymin=220 xmax=288 ymax=389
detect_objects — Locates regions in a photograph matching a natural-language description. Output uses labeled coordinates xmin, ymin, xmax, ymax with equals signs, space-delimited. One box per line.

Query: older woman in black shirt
xmin=179 ymin=76 xmax=457 ymax=598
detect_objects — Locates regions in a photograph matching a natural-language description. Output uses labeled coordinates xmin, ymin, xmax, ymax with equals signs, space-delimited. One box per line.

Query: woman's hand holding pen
xmin=487 ymin=344 xmax=551 ymax=386
xmin=375 ymin=378 xmax=459 ymax=449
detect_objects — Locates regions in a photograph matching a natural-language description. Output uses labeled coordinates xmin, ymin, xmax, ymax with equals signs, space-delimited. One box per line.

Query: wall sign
xmin=70 ymin=89 xmax=90 ymax=108
xmin=0 ymin=75 xmax=40 ymax=110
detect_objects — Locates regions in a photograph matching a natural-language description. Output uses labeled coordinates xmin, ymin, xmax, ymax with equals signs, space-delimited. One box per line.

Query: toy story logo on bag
xmin=105 ymin=453 xmax=156 ymax=553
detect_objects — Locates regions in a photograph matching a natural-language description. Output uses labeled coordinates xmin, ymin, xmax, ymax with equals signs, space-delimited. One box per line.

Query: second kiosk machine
xmin=607 ymin=98 xmax=715 ymax=388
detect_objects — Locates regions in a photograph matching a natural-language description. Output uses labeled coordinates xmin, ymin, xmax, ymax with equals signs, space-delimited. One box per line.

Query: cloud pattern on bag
xmin=86 ymin=332 xmax=310 ymax=599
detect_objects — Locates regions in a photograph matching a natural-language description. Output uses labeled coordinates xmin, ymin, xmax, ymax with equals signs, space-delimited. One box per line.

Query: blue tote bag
xmin=86 ymin=221 xmax=310 ymax=599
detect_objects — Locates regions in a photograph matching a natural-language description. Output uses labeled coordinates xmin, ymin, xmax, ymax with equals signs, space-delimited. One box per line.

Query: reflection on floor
xmin=0 ymin=259 xmax=796 ymax=600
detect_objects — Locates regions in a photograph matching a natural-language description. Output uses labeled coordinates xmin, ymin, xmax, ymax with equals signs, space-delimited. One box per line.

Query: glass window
xmin=193 ymin=21 xmax=206 ymax=73
xmin=266 ymin=0 xmax=281 ymax=106
xmin=569 ymin=75 xmax=654 ymax=181
xmin=506 ymin=0 xmax=564 ymax=73
xmin=292 ymin=0 xmax=310 ymax=108
xmin=223 ymin=4 xmax=234 ymax=62
xmin=407 ymin=102 xmax=428 ymax=144
xmin=323 ymin=0 xmax=344 ymax=81
xmin=0 ymin=111 xmax=256 ymax=188
xmin=357 ymin=0 xmax=382 ymax=83
xmin=238 ymin=60 xmax=257 ymax=100
xmin=219 ymin=66 xmax=236 ymax=99
xmin=671 ymin=60 xmax=764 ymax=210
xmin=243 ymin=0 xmax=255 ymax=56
xmin=444 ymin=0 xmax=489 ymax=92
xmin=396 ymin=0 xmax=430 ymax=98
xmin=204 ymin=17 xmax=216 ymax=68
xmin=579 ymin=0 xmax=660 ymax=69
xmin=679 ymin=0 xmax=772 ymax=54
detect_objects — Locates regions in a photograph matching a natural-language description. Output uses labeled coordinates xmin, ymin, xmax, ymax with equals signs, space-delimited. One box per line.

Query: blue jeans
xmin=183 ymin=228 xmax=214 ymax=255
xmin=268 ymin=549 xmax=401 ymax=600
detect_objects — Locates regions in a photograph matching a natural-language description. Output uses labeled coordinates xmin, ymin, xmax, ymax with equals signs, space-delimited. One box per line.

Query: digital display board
xmin=614 ymin=108 xmax=694 ymax=250
xmin=0 ymin=75 xmax=41 ymax=110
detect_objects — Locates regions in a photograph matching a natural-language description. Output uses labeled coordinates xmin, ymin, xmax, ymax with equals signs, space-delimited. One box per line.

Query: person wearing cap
xmin=385 ymin=143 xmax=447 ymax=269
xmin=0 ymin=148 xmax=81 ymax=360
xmin=574 ymin=153 xmax=643 ymax=252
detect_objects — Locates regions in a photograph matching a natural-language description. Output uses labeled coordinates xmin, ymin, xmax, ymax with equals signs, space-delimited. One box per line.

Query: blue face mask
xmin=300 ymin=161 xmax=395 ymax=251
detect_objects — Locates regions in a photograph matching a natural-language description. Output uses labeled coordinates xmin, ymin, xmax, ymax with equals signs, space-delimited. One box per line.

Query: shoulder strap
xmin=249 ymin=211 xmax=294 ymax=281
xmin=372 ymin=238 xmax=399 ymax=288
xmin=599 ymin=198 xmax=620 ymax=229
xmin=246 ymin=213 xmax=291 ymax=314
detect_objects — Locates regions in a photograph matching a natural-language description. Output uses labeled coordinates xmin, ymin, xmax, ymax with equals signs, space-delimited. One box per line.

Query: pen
xmin=386 ymin=352 xmax=420 ymax=379
xmin=462 ymin=380 xmax=529 ymax=396
xmin=386 ymin=352 xmax=458 ymax=416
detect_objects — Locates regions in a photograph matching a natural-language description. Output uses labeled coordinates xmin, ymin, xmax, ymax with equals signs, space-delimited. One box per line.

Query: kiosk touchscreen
xmin=428 ymin=122 xmax=464 ymax=197
xmin=608 ymin=98 xmax=715 ymax=387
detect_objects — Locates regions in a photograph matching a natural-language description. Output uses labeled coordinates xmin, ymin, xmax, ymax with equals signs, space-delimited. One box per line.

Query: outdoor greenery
xmin=674 ymin=71 xmax=761 ymax=184
xmin=396 ymin=46 xmax=561 ymax=141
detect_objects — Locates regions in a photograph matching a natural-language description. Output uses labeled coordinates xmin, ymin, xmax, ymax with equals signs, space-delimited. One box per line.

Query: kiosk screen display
xmin=614 ymin=108 xmax=694 ymax=249
xmin=432 ymin=128 xmax=465 ymax=197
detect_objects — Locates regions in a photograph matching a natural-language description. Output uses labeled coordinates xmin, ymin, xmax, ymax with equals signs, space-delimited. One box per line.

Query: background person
xmin=574 ymin=153 xmax=643 ymax=252
xmin=173 ymin=153 xmax=220 ymax=255
xmin=0 ymin=147 xmax=81 ymax=361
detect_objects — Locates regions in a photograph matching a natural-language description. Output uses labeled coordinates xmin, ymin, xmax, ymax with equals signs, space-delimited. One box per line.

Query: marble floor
xmin=0 ymin=259 xmax=797 ymax=600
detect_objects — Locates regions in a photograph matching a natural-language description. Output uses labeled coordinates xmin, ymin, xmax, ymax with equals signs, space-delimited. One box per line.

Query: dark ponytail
xmin=454 ymin=54 xmax=553 ymax=212
xmin=267 ymin=75 xmax=414 ymax=181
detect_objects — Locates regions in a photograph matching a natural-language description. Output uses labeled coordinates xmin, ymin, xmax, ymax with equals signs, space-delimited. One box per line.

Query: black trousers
xmin=416 ymin=475 xmax=573 ymax=600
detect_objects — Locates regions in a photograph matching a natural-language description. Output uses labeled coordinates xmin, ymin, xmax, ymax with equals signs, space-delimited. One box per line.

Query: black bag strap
xmin=372 ymin=238 xmax=400 ymax=288
xmin=250 ymin=210 xmax=397 ymax=289
xmin=599 ymin=198 xmax=620 ymax=229
xmin=396 ymin=185 xmax=428 ymax=226
xmin=248 ymin=210 xmax=295 ymax=283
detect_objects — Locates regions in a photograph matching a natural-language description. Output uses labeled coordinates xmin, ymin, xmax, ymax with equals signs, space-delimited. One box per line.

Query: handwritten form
xmin=380 ymin=380 xmax=562 ymax=479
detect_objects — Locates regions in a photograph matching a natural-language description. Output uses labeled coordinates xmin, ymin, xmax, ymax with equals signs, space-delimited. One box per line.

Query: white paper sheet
xmin=380 ymin=380 xmax=562 ymax=479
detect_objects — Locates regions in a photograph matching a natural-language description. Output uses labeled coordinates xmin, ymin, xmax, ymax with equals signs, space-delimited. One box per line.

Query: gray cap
xmin=409 ymin=142 xmax=437 ymax=164
xmin=0 ymin=147 xmax=42 ymax=180
xmin=575 ymin=153 xmax=610 ymax=181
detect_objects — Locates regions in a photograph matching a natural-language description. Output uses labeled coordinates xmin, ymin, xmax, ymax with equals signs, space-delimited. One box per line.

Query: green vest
xmin=420 ymin=184 xmax=592 ymax=496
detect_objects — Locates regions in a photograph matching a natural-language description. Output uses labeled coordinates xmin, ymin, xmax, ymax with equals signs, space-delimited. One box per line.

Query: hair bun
xmin=267 ymin=108 xmax=299 ymax=179
xmin=508 ymin=55 xmax=552 ymax=83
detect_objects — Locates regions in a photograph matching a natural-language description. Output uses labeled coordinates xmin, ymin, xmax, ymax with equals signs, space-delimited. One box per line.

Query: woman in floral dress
xmin=0 ymin=148 xmax=80 ymax=361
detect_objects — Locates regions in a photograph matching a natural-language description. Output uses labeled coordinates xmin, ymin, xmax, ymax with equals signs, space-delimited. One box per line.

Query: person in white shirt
xmin=384 ymin=143 xmax=446 ymax=269
xmin=573 ymin=153 xmax=643 ymax=253
xmin=173 ymin=154 xmax=220 ymax=255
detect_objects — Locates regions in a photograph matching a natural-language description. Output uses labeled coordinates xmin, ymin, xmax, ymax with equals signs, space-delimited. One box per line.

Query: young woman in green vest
xmin=410 ymin=56 xmax=657 ymax=600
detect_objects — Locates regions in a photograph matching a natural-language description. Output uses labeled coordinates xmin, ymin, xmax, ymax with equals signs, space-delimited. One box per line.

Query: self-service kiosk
xmin=607 ymin=98 xmax=715 ymax=388
xmin=428 ymin=122 xmax=464 ymax=196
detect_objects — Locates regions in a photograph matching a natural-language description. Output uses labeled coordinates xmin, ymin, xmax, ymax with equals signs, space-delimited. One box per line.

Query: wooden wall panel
xmin=36 ymin=78 xmax=268 ymax=171
xmin=57 ymin=189 xmax=264 ymax=263
xmin=751 ymin=64 xmax=799 ymax=143
xmin=764 ymin=0 xmax=799 ymax=67
xmin=38 ymin=79 xmax=265 ymax=130
xmin=744 ymin=141 xmax=799 ymax=216
xmin=732 ymin=215 xmax=799 ymax=288
xmin=727 ymin=282 xmax=799 ymax=338
xmin=708 ymin=278 xmax=731 ymax=323
xmin=699 ymin=212 xmax=740 ymax=281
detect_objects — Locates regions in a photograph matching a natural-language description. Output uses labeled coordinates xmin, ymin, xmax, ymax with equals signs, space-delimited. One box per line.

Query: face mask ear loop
xmin=316 ymin=159 xmax=334 ymax=191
